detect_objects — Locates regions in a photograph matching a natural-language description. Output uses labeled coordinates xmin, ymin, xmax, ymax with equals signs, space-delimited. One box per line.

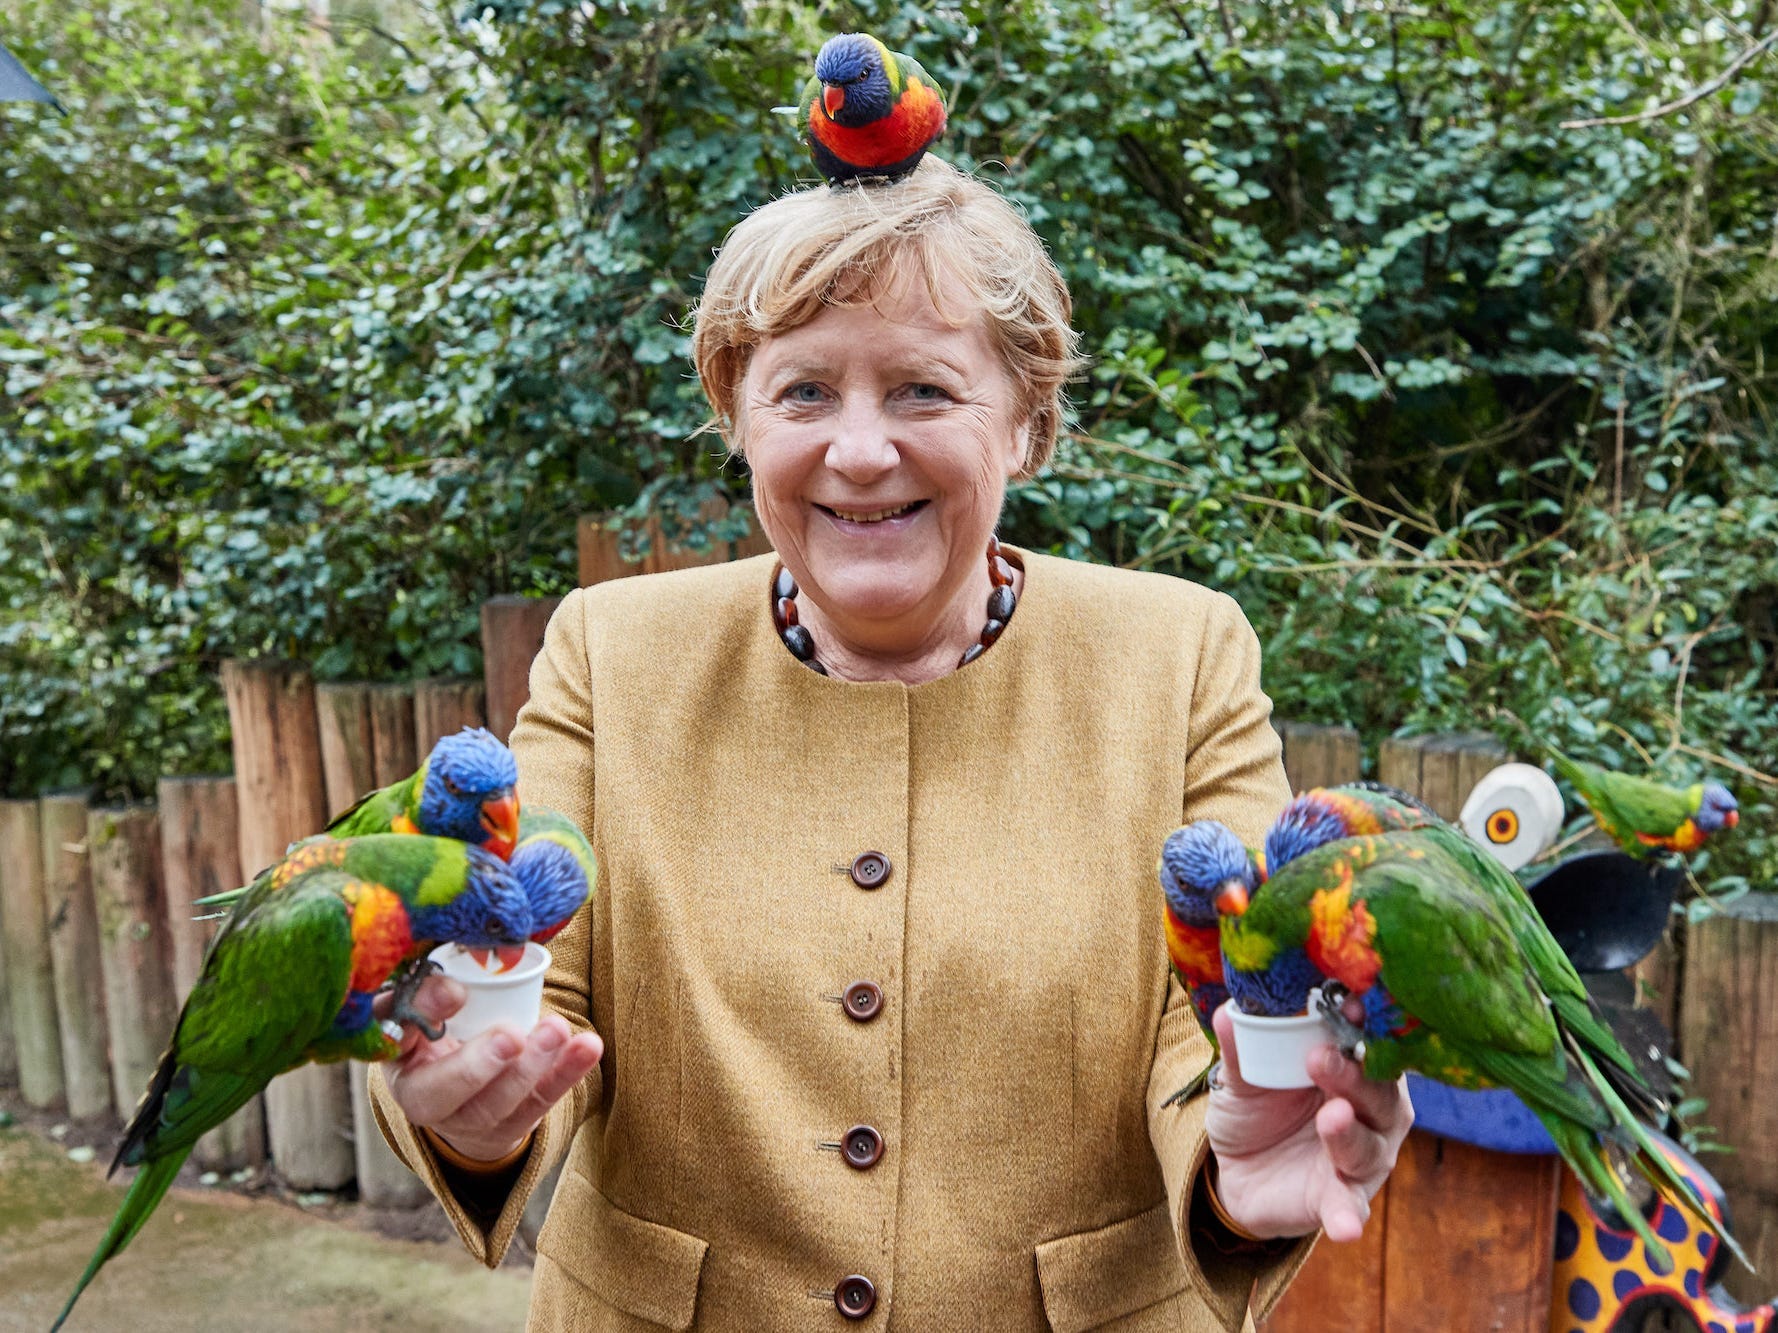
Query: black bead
xmin=783 ymin=625 xmax=816 ymax=661
xmin=986 ymin=585 xmax=1016 ymax=622
xmin=773 ymin=567 xmax=798 ymax=602
xmin=959 ymin=643 xmax=986 ymax=667
xmin=981 ymin=618 xmax=1006 ymax=646
xmin=805 ymin=658 xmax=829 ymax=675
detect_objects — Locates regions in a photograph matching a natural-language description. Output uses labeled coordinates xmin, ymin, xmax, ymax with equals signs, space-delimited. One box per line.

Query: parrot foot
xmin=385 ymin=959 xmax=446 ymax=1042
xmin=1315 ymin=985 xmax=1367 ymax=1062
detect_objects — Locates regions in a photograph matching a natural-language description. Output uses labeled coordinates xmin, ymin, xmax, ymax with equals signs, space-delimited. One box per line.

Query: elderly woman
xmin=368 ymin=158 xmax=1411 ymax=1331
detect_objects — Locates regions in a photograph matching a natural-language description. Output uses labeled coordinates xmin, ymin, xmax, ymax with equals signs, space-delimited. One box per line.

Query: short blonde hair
xmin=690 ymin=157 xmax=1081 ymax=477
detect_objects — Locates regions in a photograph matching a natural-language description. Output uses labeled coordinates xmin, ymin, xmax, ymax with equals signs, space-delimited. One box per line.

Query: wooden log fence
xmin=42 ymin=793 xmax=111 ymax=1121
xmin=89 ymin=806 xmax=179 ymax=1123
xmin=481 ymin=596 xmax=563 ymax=744
xmin=0 ymin=798 xmax=63 ymax=1108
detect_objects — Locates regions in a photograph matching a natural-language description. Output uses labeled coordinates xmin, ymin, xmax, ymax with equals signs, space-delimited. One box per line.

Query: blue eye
xmin=785 ymin=382 xmax=826 ymax=404
xmin=906 ymin=383 xmax=949 ymax=401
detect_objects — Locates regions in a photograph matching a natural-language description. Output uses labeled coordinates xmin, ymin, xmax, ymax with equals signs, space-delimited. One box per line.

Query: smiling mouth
xmin=817 ymin=500 xmax=929 ymax=523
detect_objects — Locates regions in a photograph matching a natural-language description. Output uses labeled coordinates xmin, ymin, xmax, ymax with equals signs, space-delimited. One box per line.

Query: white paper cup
xmin=428 ymin=942 xmax=550 ymax=1044
xmin=1227 ymin=989 xmax=1331 ymax=1089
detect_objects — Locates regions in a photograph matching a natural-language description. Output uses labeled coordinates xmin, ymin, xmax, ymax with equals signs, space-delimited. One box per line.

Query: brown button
xmin=835 ymin=1274 xmax=876 ymax=1319
xmin=850 ymin=851 xmax=891 ymax=889
xmin=842 ymin=981 xmax=883 ymax=1023
xmin=842 ymin=1125 xmax=884 ymax=1170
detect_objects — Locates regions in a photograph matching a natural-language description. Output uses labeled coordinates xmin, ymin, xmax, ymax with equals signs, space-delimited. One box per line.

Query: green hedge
xmin=2 ymin=0 xmax=1772 ymax=890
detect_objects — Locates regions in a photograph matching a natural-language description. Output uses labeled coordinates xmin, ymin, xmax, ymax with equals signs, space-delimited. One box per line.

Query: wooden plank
xmin=1277 ymin=721 xmax=1362 ymax=793
xmin=316 ymin=683 xmax=377 ymax=817
xmin=41 ymin=793 xmax=111 ymax=1120
xmin=157 ymin=775 xmax=266 ymax=1169
xmin=1631 ymin=920 xmax=1682 ymax=1036
xmin=222 ymin=659 xmax=355 ymax=1190
xmin=1376 ymin=736 xmax=1421 ymax=796
xmin=318 ymin=684 xmax=427 ymax=1207
xmin=0 ymin=799 xmax=64 ymax=1108
xmin=1677 ymin=892 xmax=1778 ymax=1304
xmin=1452 ymin=734 xmax=1508 ymax=815
xmin=413 ymin=678 xmax=485 ymax=753
xmin=1381 ymin=1133 xmax=1559 ymax=1331
xmin=579 ymin=501 xmax=773 ymax=588
xmin=89 ymin=805 xmax=178 ymax=1122
xmin=480 ymin=596 xmax=564 ymax=744
xmin=368 ymin=684 xmax=418 ymax=787
xmin=1416 ymin=735 xmax=1467 ymax=821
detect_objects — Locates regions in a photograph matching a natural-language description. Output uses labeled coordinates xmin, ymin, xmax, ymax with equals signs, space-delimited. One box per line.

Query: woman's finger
xmin=453 ymin=1023 xmax=603 ymax=1138
xmin=373 ymin=976 xmax=468 ymax=1061
xmin=387 ymin=1025 xmax=525 ymax=1124
xmin=1209 ymin=1002 xmax=1255 ymax=1093
xmin=1315 ymin=1095 xmax=1393 ymax=1188
xmin=1309 ymin=1045 xmax=1414 ymax=1138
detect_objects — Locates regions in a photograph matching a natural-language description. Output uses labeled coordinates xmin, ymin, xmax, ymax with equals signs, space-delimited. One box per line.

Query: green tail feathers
xmin=51 ymin=1152 xmax=188 ymax=1331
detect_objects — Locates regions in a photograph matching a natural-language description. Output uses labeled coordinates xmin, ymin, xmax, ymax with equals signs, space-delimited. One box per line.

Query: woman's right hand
xmin=376 ymin=975 xmax=605 ymax=1163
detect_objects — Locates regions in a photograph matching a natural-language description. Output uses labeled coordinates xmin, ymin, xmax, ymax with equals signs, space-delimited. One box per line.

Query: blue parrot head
xmin=513 ymin=835 xmax=592 ymax=944
xmin=1159 ymin=821 xmax=1256 ymax=926
xmin=1696 ymin=782 xmax=1739 ymax=834
xmin=408 ymin=845 xmax=533 ymax=955
xmin=814 ymin=33 xmax=894 ymax=127
xmin=416 ymin=727 xmax=520 ymax=857
xmin=1264 ymin=792 xmax=1353 ymax=876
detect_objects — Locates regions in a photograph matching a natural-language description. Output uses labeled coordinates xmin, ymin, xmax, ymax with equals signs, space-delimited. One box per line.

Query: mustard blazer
xmin=371 ymin=549 xmax=1310 ymax=1331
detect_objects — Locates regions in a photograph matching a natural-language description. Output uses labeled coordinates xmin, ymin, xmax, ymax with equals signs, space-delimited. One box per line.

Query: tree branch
xmin=1561 ymin=30 xmax=1778 ymax=128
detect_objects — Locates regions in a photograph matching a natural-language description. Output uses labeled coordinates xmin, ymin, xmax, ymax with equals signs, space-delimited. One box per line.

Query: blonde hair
xmin=690 ymin=158 xmax=1082 ymax=477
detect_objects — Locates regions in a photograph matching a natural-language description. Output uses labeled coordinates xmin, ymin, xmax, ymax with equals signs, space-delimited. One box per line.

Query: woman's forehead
xmin=754 ymin=283 xmax=992 ymax=368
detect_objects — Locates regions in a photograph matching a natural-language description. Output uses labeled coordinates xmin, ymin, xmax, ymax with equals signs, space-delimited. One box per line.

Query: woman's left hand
xmin=1204 ymin=999 xmax=1414 ymax=1242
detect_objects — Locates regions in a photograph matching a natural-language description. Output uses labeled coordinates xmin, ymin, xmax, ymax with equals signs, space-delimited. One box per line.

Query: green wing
xmin=518 ymin=804 xmax=596 ymax=873
xmin=325 ymin=776 xmax=413 ymax=838
xmin=118 ymin=870 xmax=358 ymax=1170
xmin=1550 ymin=751 xmax=1692 ymax=844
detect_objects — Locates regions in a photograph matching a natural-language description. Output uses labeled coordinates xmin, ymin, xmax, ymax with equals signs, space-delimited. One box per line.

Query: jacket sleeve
xmin=1148 ymin=591 xmax=1315 ymax=1330
xmin=368 ymin=587 xmax=605 ymax=1267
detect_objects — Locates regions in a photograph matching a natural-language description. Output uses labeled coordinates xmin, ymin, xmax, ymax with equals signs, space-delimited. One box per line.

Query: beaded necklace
xmin=771 ymin=535 xmax=1018 ymax=677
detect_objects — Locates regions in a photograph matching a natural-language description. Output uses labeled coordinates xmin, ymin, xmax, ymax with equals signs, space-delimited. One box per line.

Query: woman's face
xmin=739 ymin=277 xmax=1029 ymax=658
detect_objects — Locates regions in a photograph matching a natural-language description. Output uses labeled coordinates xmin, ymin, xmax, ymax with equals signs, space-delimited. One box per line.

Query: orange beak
xmin=1215 ymin=880 xmax=1250 ymax=917
xmin=1724 ymin=809 xmax=1739 ymax=829
xmin=467 ymin=944 xmax=529 ymax=974
xmin=823 ymin=84 xmax=845 ymax=118
xmin=480 ymin=789 xmax=520 ymax=860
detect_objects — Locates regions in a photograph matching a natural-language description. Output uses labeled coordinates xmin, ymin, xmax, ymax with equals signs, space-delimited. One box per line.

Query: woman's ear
xmin=1004 ymin=417 xmax=1032 ymax=479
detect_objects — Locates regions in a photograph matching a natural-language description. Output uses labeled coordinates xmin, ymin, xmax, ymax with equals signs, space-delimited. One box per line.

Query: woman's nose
xmin=824 ymin=404 xmax=899 ymax=481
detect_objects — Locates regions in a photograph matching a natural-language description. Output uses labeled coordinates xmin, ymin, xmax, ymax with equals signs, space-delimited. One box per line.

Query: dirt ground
xmin=0 ymin=1110 xmax=533 ymax=1332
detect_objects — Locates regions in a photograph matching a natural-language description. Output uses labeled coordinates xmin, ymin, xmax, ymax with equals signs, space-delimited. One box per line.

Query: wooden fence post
xmin=41 ymin=793 xmax=111 ymax=1120
xmin=316 ymin=683 xmax=430 ymax=1208
xmin=481 ymin=596 xmax=564 ymax=744
xmin=1276 ymin=721 xmax=1362 ymax=793
xmin=0 ymin=799 xmax=63 ymax=1108
xmin=414 ymin=678 xmax=485 ymax=751
xmin=222 ymin=660 xmax=355 ymax=1190
xmin=158 ymin=775 xmax=266 ymax=1169
xmin=88 ymin=806 xmax=178 ymax=1121
xmin=1677 ymin=893 xmax=1778 ymax=1303
xmin=577 ymin=501 xmax=773 ymax=587
xmin=368 ymin=684 xmax=417 ymax=782
xmin=0 ymin=894 xmax=13 ymax=1087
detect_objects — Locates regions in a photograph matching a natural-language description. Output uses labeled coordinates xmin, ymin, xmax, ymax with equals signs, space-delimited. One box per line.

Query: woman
xmin=368 ymin=158 xmax=1411 ymax=1331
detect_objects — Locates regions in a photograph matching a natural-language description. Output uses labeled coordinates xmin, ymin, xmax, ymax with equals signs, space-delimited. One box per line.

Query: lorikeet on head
xmin=798 ymin=32 xmax=947 ymax=184
xmin=463 ymin=805 xmax=597 ymax=970
xmin=1216 ymin=820 xmax=1748 ymax=1273
xmin=52 ymin=835 xmax=533 ymax=1331
xmin=1549 ymin=750 xmax=1738 ymax=859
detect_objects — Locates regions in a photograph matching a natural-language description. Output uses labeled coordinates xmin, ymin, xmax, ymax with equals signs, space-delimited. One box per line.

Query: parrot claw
xmin=379 ymin=1019 xmax=405 ymax=1043
xmin=1315 ymin=984 xmax=1368 ymax=1060
xmin=385 ymin=958 xmax=447 ymax=1042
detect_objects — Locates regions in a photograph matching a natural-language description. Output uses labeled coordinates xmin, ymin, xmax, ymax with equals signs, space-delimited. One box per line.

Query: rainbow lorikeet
xmin=1549 ymin=750 xmax=1738 ymax=858
xmin=1216 ymin=821 xmax=1747 ymax=1272
xmin=52 ymin=835 xmax=534 ymax=1330
xmin=460 ymin=805 xmax=596 ymax=970
xmin=798 ymin=33 xmax=947 ymax=184
xmin=1156 ymin=820 xmax=1260 ymax=1106
xmin=1262 ymin=782 xmax=1441 ymax=876
xmin=194 ymin=728 xmax=522 ymax=915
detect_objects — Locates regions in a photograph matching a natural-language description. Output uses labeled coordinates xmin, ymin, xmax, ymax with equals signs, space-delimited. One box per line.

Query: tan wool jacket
xmin=371 ymin=548 xmax=1311 ymax=1331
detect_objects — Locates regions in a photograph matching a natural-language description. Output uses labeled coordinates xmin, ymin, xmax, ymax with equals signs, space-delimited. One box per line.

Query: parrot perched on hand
xmin=327 ymin=726 xmax=521 ymax=857
xmin=1215 ymin=820 xmax=1747 ymax=1272
xmin=52 ymin=835 xmax=534 ymax=1331
xmin=194 ymin=727 xmax=522 ymax=915
xmin=798 ymin=33 xmax=948 ymax=184
xmin=1549 ymin=750 xmax=1738 ymax=858
xmin=461 ymin=806 xmax=597 ymax=971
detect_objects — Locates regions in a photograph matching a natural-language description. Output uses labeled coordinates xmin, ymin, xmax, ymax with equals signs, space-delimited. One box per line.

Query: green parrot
xmin=1215 ymin=820 xmax=1747 ymax=1272
xmin=51 ymin=835 xmax=534 ymax=1331
xmin=1549 ymin=749 xmax=1739 ymax=859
